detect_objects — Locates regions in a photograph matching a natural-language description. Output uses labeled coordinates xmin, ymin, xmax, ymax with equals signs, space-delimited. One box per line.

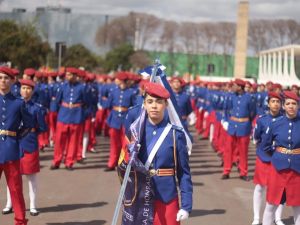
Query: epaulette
xmin=171 ymin=124 xmax=184 ymax=131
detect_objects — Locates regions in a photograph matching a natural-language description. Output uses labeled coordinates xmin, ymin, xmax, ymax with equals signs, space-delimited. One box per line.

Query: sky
xmin=0 ymin=0 xmax=300 ymax=22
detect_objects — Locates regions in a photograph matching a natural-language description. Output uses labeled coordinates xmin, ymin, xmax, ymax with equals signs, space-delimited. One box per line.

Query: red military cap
xmin=86 ymin=73 xmax=95 ymax=81
xmin=77 ymin=69 xmax=86 ymax=78
xmin=115 ymin=71 xmax=128 ymax=81
xmin=47 ymin=72 xmax=58 ymax=77
xmin=252 ymin=83 xmax=258 ymax=90
xmin=292 ymin=84 xmax=299 ymax=90
xmin=24 ymin=68 xmax=36 ymax=76
xmin=35 ymin=71 xmax=43 ymax=78
xmin=283 ymin=91 xmax=300 ymax=102
xmin=234 ymin=78 xmax=246 ymax=87
xmin=0 ymin=66 xmax=16 ymax=78
xmin=268 ymin=92 xmax=282 ymax=100
xmin=273 ymin=83 xmax=282 ymax=90
xmin=139 ymin=80 xmax=149 ymax=89
xmin=66 ymin=67 xmax=79 ymax=75
xmin=170 ymin=77 xmax=186 ymax=87
xmin=19 ymin=79 xmax=35 ymax=88
xmin=245 ymin=81 xmax=252 ymax=87
xmin=11 ymin=68 xmax=20 ymax=76
xmin=144 ymin=82 xmax=170 ymax=99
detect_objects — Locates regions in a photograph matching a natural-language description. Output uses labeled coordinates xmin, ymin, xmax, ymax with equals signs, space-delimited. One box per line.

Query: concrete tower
xmin=234 ymin=1 xmax=249 ymax=78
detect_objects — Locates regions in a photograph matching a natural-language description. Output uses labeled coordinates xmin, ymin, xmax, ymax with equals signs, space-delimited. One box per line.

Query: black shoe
xmin=2 ymin=207 xmax=13 ymax=215
xmin=77 ymin=158 xmax=86 ymax=164
xmin=240 ymin=175 xmax=250 ymax=181
xmin=50 ymin=165 xmax=59 ymax=170
xmin=104 ymin=167 xmax=115 ymax=172
xmin=221 ymin=174 xmax=230 ymax=180
xmin=65 ymin=166 xmax=74 ymax=171
xmin=30 ymin=209 xmax=39 ymax=216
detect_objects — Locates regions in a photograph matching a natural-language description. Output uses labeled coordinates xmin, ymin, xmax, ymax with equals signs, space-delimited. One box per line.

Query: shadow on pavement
xmin=40 ymin=202 xmax=108 ymax=213
xmin=46 ymin=220 xmax=106 ymax=225
xmin=282 ymin=216 xmax=294 ymax=225
xmin=190 ymin=209 xmax=226 ymax=218
xmin=192 ymin=182 xmax=204 ymax=186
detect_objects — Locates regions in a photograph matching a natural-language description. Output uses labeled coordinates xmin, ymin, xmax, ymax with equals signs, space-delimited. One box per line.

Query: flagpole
xmin=110 ymin=59 xmax=160 ymax=225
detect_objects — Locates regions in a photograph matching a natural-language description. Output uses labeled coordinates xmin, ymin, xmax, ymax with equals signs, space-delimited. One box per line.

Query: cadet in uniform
xmin=222 ymin=79 xmax=256 ymax=180
xmin=170 ymin=77 xmax=193 ymax=129
xmin=262 ymin=91 xmax=300 ymax=225
xmin=252 ymin=92 xmax=284 ymax=225
xmin=105 ymin=72 xmax=136 ymax=171
xmin=3 ymin=79 xmax=47 ymax=217
xmin=51 ymin=67 xmax=88 ymax=170
xmin=0 ymin=66 xmax=34 ymax=225
xmin=135 ymin=82 xmax=193 ymax=225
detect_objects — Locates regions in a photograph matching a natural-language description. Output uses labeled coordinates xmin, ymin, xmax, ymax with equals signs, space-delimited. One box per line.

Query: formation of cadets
xmin=1 ymin=64 xmax=300 ymax=225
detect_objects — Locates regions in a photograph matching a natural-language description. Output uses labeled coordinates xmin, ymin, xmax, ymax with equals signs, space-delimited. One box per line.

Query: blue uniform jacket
xmin=11 ymin=82 xmax=21 ymax=98
xmin=49 ymin=82 xmax=60 ymax=112
xmin=263 ymin=114 xmax=300 ymax=173
xmin=106 ymin=86 xmax=136 ymax=129
xmin=138 ymin=118 xmax=193 ymax=212
xmin=20 ymin=100 xmax=48 ymax=152
xmin=226 ymin=92 xmax=256 ymax=136
xmin=174 ymin=91 xmax=193 ymax=120
xmin=253 ymin=113 xmax=282 ymax=162
xmin=56 ymin=82 xmax=89 ymax=124
xmin=0 ymin=93 xmax=34 ymax=164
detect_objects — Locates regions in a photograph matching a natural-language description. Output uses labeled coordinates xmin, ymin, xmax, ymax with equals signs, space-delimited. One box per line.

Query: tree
xmin=129 ymin=50 xmax=151 ymax=71
xmin=62 ymin=44 xmax=101 ymax=71
xmin=215 ymin=22 xmax=236 ymax=76
xmin=0 ymin=20 xmax=51 ymax=70
xmin=104 ymin=43 xmax=134 ymax=72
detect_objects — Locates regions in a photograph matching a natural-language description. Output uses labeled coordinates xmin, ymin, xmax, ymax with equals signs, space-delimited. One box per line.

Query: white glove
xmin=204 ymin=111 xmax=209 ymax=118
xmin=97 ymin=103 xmax=102 ymax=110
xmin=222 ymin=121 xmax=229 ymax=131
xmin=91 ymin=117 xmax=96 ymax=123
xmin=176 ymin=209 xmax=189 ymax=221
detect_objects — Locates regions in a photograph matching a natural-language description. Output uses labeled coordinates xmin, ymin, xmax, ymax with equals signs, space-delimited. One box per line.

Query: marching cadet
xmin=3 ymin=79 xmax=47 ymax=217
xmin=0 ymin=66 xmax=34 ymax=225
xmin=262 ymin=91 xmax=300 ymax=225
xmin=105 ymin=72 xmax=136 ymax=171
xmin=125 ymin=82 xmax=193 ymax=225
xmin=222 ymin=78 xmax=256 ymax=181
xmin=50 ymin=67 xmax=88 ymax=170
xmin=48 ymin=72 xmax=60 ymax=146
xmin=252 ymin=92 xmax=284 ymax=225
xmin=170 ymin=77 xmax=193 ymax=129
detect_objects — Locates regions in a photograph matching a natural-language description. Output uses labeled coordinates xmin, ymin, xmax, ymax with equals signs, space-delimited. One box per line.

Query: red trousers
xmin=77 ymin=123 xmax=85 ymax=161
xmin=48 ymin=111 xmax=58 ymax=142
xmin=85 ymin=117 xmax=96 ymax=151
xmin=0 ymin=161 xmax=28 ymax=225
xmin=195 ymin=109 xmax=205 ymax=134
xmin=53 ymin=122 xmax=82 ymax=167
xmin=95 ymin=109 xmax=110 ymax=136
xmin=38 ymin=113 xmax=50 ymax=150
xmin=154 ymin=198 xmax=180 ymax=225
xmin=223 ymin=135 xmax=250 ymax=176
xmin=217 ymin=126 xmax=229 ymax=155
xmin=108 ymin=127 xmax=124 ymax=168
xmin=212 ymin=119 xmax=221 ymax=152
xmin=202 ymin=111 xmax=215 ymax=138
